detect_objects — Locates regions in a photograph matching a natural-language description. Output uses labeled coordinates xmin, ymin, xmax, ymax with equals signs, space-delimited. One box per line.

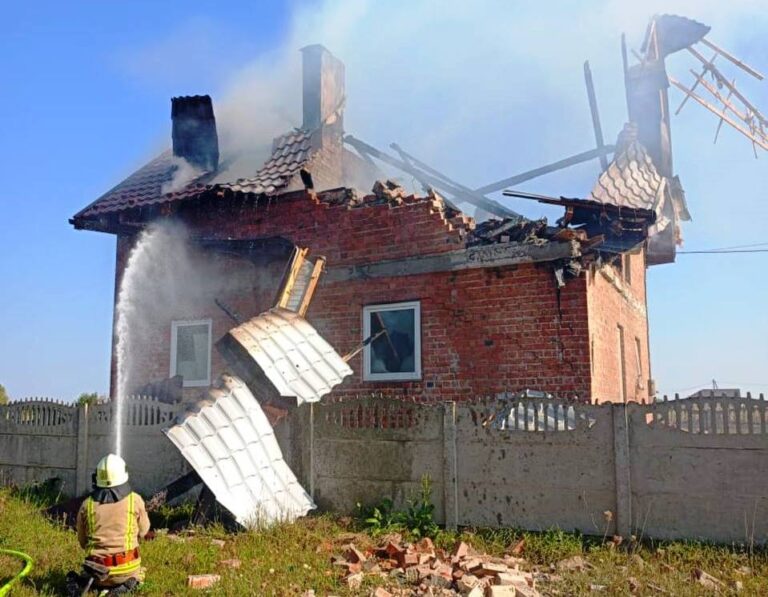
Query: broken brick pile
xmin=332 ymin=536 xmax=541 ymax=596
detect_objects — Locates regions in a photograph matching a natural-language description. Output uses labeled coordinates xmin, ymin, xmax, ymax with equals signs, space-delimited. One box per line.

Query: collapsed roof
xmin=72 ymin=30 xmax=700 ymax=265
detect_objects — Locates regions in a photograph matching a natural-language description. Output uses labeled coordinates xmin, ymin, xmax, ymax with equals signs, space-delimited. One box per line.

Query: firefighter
xmin=68 ymin=454 xmax=150 ymax=596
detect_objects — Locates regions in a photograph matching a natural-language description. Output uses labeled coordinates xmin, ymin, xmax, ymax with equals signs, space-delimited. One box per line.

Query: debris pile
xmin=331 ymin=536 xmax=543 ymax=596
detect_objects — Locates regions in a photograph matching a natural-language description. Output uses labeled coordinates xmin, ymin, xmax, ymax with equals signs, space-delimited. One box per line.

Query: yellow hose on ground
xmin=0 ymin=549 xmax=33 ymax=596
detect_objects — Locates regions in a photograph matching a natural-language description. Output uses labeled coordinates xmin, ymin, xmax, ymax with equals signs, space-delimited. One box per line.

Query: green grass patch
xmin=3 ymin=488 xmax=768 ymax=595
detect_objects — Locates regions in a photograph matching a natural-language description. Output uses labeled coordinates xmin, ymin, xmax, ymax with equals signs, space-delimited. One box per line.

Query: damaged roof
xmin=588 ymin=138 xmax=664 ymax=211
xmin=72 ymin=129 xmax=315 ymax=222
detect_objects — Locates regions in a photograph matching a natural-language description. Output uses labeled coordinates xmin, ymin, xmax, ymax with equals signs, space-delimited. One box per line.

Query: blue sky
xmin=1 ymin=0 xmax=766 ymax=401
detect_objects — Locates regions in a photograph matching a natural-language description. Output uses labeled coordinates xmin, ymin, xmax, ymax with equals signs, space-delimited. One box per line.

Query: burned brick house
xmin=71 ymin=43 xmax=689 ymax=405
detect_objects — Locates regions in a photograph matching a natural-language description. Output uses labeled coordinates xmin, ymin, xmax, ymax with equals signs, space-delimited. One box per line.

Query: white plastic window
xmin=170 ymin=320 xmax=212 ymax=387
xmin=363 ymin=301 xmax=421 ymax=381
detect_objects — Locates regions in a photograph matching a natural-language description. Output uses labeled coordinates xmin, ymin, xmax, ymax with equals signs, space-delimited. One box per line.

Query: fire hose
xmin=0 ymin=549 xmax=33 ymax=596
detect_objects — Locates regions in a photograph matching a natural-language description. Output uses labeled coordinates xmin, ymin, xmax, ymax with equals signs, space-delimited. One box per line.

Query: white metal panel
xmin=227 ymin=308 xmax=352 ymax=404
xmin=164 ymin=374 xmax=315 ymax=526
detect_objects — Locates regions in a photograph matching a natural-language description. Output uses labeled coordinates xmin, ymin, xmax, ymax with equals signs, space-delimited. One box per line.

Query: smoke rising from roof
xmin=183 ymin=0 xmax=764 ymax=206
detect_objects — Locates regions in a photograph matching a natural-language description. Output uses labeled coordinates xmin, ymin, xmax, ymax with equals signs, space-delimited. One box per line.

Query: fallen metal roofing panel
xmin=164 ymin=374 xmax=314 ymax=526
xmin=220 ymin=308 xmax=353 ymax=405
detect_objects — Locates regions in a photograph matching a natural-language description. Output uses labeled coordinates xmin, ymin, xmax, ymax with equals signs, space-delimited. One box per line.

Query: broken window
xmin=363 ymin=301 xmax=421 ymax=381
xmin=171 ymin=320 xmax=212 ymax=387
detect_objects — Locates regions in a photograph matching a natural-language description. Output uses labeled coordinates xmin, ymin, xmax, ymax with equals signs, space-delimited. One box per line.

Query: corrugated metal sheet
xmin=164 ymin=374 xmax=314 ymax=526
xmin=225 ymin=308 xmax=353 ymax=405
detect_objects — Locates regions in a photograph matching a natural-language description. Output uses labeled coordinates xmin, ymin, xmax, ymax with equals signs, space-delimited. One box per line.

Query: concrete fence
xmin=295 ymin=394 xmax=768 ymax=545
xmin=0 ymin=397 xmax=187 ymax=496
xmin=3 ymin=393 xmax=768 ymax=544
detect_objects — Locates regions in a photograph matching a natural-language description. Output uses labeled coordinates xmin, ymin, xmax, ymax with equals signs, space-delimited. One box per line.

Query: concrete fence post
xmin=612 ymin=403 xmax=632 ymax=537
xmin=442 ymin=401 xmax=458 ymax=530
xmin=309 ymin=402 xmax=315 ymax=500
xmin=75 ymin=402 xmax=89 ymax=496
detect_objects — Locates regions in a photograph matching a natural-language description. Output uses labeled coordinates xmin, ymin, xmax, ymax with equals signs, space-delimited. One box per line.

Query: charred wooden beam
xmin=146 ymin=470 xmax=203 ymax=511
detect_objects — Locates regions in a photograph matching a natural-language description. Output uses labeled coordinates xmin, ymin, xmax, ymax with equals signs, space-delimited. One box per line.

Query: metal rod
xmin=342 ymin=328 xmax=387 ymax=362
xmin=669 ymin=77 xmax=768 ymax=150
xmin=700 ymin=38 xmax=764 ymax=81
xmin=584 ymin=61 xmax=608 ymax=171
xmin=214 ymin=298 xmax=241 ymax=324
xmin=474 ymin=145 xmax=615 ymax=195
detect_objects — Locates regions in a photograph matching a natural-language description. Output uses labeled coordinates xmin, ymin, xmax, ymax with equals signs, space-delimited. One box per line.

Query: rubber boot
xmin=105 ymin=578 xmax=139 ymax=596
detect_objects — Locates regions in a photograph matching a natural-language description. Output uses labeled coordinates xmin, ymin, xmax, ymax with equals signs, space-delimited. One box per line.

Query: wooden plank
xmin=669 ymin=77 xmax=768 ymax=150
xmin=277 ymin=247 xmax=309 ymax=309
xmin=687 ymin=47 xmax=766 ymax=124
xmin=700 ymin=38 xmax=764 ymax=80
xmin=675 ymin=52 xmax=717 ymax=116
xmin=297 ymin=257 xmax=326 ymax=317
xmin=325 ymin=240 xmax=580 ymax=282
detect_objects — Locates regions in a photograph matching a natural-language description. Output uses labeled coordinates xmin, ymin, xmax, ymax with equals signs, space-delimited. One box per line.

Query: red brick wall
xmin=586 ymin=250 xmax=651 ymax=403
xmin=308 ymin=265 xmax=590 ymax=402
xmin=108 ymin=191 xmax=644 ymax=403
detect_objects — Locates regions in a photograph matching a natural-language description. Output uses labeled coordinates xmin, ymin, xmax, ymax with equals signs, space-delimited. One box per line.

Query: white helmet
xmin=95 ymin=454 xmax=129 ymax=488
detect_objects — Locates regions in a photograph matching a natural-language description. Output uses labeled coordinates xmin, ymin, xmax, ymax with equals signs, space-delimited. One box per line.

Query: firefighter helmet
xmin=95 ymin=453 xmax=129 ymax=488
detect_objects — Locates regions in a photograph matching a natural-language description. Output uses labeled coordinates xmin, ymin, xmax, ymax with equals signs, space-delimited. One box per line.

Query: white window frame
xmin=170 ymin=319 xmax=212 ymax=387
xmin=362 ymin=301 xmax=421 ymax=382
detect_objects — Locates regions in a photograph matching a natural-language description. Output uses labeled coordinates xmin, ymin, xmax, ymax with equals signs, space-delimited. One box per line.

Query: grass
xmin=2 ymin=488 xmax=768 ymax=595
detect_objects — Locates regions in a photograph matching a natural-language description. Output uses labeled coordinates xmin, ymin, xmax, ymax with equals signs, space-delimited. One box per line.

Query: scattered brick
xmin=345 ymin=571 xmax=364 ymax=590
xmin=187 ymin=574 xmax=221 ymax=589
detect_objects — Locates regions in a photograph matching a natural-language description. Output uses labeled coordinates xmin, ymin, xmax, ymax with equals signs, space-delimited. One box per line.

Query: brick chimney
xmin=171 ymin=95 xmax=219 ymax=172
xmin=301 ymin=45 xmax=345 ymax=134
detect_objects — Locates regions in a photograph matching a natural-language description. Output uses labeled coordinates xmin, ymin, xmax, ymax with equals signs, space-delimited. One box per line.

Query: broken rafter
xmin=687 ymin=47 xmax=767 ymax=127
xmin=669 ymin=77 xmax=768 ymax=150
xmin=699 ymin=38 xmax=764 ymax=81
xmin=713 ymin=80 xmax=736 ymax=145
xmin=583 ymin=61 xmax=609 ymax=171
xmin=675 ymin=51 xmax=718 ymax=116
xmin=277 ymin=247 xmax=309 ymax=309
xmin=344 ymin=135 xmax=521 ymax=219
xmin=297 ymin=257 xmax=325 ymax=317
xmin=689 ymin=69 xmax=750 ymax=124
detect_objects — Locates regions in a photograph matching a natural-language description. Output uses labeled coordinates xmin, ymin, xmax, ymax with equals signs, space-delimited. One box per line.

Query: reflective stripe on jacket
xmin=76 ymin=491 xmax=150 ymax=576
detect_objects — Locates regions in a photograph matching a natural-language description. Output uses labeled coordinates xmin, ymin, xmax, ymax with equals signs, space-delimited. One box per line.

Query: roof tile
xmin=588 ymin=140 xmax=664 ymax=211
xmin=73 ymin=129 xmax=315 ymax=221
